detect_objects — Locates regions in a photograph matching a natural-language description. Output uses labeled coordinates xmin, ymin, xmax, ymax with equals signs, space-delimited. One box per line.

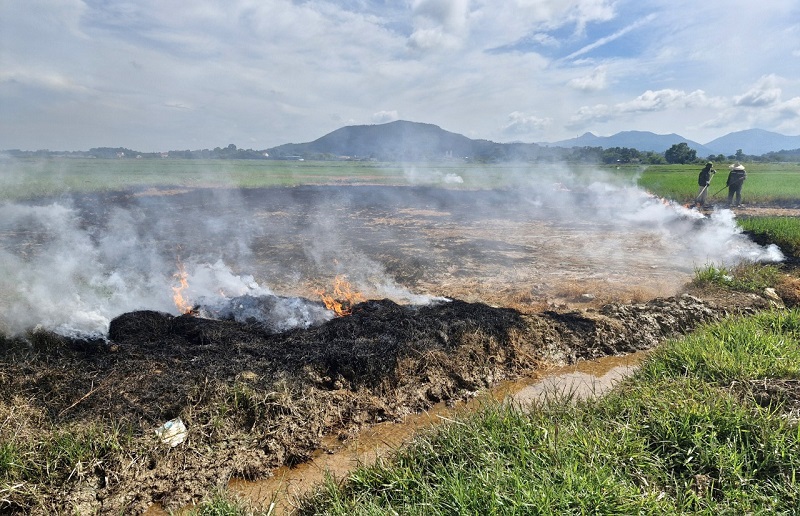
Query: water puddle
xmin=228 ymin=351 xmax=646 ymax=514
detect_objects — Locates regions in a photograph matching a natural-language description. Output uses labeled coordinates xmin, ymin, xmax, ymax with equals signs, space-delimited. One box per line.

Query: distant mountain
xmin=544 ymin=131 xmax=714 ymax=156
xmin=703 ymin=129 xmax=800 ymax=156
xmin=267 ymin=120 xmax=553 ymax=162
xmin=266 ymin=122 xmax=800 ymax=162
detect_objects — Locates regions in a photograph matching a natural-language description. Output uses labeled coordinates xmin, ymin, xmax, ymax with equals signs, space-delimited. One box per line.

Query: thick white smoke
xmin=0 ymin=163 xmax=784 ymax=338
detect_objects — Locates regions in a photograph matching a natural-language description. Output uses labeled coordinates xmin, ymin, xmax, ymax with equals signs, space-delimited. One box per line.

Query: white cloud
xmin=2 ymin=0 xmax=800 ymax=149
xmin=408 ymin=0 xmax=469 ymax=51
xmin=0 ymin=70 xmax=91 ymax=95
xmin=776 ymin=97 xmax=800 ymax=118
xmin=570 ymin=89 xmax=724 ymax=127
xmin=502 ymin=111 xmax=553 ymax=136
xmin=563 ymin=13 xmax=656 ymax=61
xmin=568 ymin=66 xmax=607 ymax=91
xmin=372 ymin=110 xmax=399 ymax=124
xmin=735 ymin=75 xmax=782 ymax=107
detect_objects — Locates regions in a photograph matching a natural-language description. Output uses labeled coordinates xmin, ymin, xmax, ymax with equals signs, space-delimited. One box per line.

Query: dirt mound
xmin=0 ymin=293 xmax=771 ymax=513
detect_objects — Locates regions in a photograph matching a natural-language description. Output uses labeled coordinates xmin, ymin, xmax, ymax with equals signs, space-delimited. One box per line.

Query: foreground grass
xmin=295 ymin=310 xmax=800 ymax=514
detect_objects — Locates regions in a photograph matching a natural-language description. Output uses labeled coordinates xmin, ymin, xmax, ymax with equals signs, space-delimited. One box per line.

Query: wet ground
xmin=223 ymin=352 xmax=646 ymax=515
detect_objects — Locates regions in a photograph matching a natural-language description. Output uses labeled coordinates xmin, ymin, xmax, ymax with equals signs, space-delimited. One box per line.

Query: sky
xmin=1 ymin=0 xmax=800 ymax=152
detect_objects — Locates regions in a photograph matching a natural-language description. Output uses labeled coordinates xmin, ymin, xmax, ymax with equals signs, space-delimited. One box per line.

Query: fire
xmin=315 ymin=275 xmax=366 ymax=316
xmin=172 ymin=260 xmax=194 ymax=314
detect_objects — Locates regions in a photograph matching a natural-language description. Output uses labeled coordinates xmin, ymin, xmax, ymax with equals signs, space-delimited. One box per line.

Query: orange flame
xmin=315 ymin=275 xmax=366 ymax=316
xmin=172 ymin=260 xmax=193 ymax=314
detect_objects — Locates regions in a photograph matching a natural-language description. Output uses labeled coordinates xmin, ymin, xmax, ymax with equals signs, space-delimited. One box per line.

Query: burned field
xmin=0 ymin=183 xmax=791 ymax=513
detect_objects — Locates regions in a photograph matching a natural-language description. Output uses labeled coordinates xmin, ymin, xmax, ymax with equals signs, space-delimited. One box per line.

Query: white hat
xmin=732 ymin=163 xmax=745 ymax=170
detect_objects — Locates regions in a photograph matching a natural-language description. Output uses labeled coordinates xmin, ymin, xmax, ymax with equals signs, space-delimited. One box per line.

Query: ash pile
xmin=193 ymin=293 xmax=334 ymax=334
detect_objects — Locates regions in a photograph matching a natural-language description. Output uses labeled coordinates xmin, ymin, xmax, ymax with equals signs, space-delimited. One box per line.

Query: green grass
xmin=639 ymin=163 xmax=800 ymax=204
xmin=3 ymin=158 xmax=797 ymax=204
xmin=187 ymin=487 xmax=271 ymax=516
xmin=692 ymin=262 xmax=782 ymax=293
xmin=739 ymin=216 xmax=800 ymax=257
xmin=0 ymin=421 xmax=134 ymax=497
xmin=0 ymin=157 xmax=657 ymax=201
xmin=297 ymin=310 xmax=800 ymax=514
xmin=639 ymin=310 xmax=800 ymax=384
xmin=0 ymin=158 xmax=544 ymax=200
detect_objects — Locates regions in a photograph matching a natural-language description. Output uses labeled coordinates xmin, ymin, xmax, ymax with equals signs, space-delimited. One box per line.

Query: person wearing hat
xmin=695 ymin=161 xmax=715 ymax=206
xmin=726 ymin=163 xmax=747 ymax=206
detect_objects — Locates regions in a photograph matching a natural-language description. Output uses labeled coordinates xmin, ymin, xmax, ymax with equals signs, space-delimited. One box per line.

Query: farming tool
xmin=694 ymin=184 xmax=709 ymax=204
xmin=712 ymin=184 xmax=728 ymax=197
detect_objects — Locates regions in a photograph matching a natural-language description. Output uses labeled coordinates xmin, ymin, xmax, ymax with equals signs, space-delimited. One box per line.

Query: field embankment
xmin=297 ymin=309 xmax=800 ymax=514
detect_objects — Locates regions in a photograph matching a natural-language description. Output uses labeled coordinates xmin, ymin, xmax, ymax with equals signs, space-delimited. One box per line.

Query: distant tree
xmin=734 ymin=149 xmax=745 ymax=162
xmin=601 ymin=146 xmax=641 ymax=164
xmin=568 ymin=146 xmax=603 ymax=163
xmin=641 ymin=151 xmax=667 ymax=164
xmin=664 ymin=142 xmax=697 ymax=164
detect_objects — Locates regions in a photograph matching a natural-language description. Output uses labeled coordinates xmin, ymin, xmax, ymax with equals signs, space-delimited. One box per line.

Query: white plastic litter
xmin=155 ymin=417 xmax=187 ymax=447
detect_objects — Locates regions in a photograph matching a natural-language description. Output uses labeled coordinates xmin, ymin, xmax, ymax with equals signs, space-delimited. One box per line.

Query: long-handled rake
xmin=711 ymin=184 xmax=728 ymax=197
xmin=694 ymin=184 xmax=709 ymax=204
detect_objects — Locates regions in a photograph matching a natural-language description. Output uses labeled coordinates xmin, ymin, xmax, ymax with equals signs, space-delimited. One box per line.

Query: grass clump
xmin=299 ymin=310 xmax=800 ymax=514
xmin=639 ymin=310 xmax=800 ymax=384
xmin=187 ymin=487 xmax=271 ymax=516
xmin=692 ymin=262 xmax=781 ymax=293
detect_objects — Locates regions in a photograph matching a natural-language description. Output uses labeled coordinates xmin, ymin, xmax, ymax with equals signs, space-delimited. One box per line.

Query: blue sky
xmin=1 ymin=0 xmax=799 ymax=151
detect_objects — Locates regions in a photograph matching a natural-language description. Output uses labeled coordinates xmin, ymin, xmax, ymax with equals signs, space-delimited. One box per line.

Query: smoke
xmin=403 ymin=166 xmax=464 ymax=185
xmin=0 ymin=202 xmax=169 ymax=337
xmin=0 ymin=161 xmax=784 ymax=339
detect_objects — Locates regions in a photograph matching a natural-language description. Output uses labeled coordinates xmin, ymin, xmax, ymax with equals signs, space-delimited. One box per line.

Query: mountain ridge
xmin=266 ymin=121 xmax=800 ymax=161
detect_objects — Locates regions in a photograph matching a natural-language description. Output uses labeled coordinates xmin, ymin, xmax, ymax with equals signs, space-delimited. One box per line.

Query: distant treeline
xmin=4 ymin=144 xmax=800 ymax=164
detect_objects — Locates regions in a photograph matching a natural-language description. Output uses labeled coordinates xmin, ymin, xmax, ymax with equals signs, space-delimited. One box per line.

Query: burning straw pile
xmin=0 ymin=287 xmax=770 ymax=513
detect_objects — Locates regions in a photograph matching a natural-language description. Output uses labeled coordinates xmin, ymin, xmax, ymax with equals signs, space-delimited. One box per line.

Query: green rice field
xmin=638 ymin=162 xmax=800 ymax=205
xmin=3 ymin=158 xmax=798 ymax=204
xmin=0 ymin=158 xmax=543 ymax=200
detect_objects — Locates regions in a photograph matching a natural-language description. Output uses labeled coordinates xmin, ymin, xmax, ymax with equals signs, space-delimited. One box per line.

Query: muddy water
xmin=223 ymin=352 xmax=645 ymax=514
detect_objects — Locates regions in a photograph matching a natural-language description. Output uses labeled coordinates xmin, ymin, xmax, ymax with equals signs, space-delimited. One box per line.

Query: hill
xmin=544 ymin=131 xmax=714 ymax=156
xmin=267 ymin=120 xmax=551 ymax=162
xmin=704 ymin=129 xmax=800 ymax=156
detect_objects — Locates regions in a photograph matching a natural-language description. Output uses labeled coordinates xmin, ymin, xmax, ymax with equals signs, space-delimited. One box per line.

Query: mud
xmin=0 ymin=184 xmax=796 ymax=514
xmin=222 ymin=352 xmax=646 ymax=515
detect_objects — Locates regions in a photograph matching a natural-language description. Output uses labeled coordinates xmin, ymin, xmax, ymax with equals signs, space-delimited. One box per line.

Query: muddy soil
xmin=0 ymin=185 xmax=797 ymax=514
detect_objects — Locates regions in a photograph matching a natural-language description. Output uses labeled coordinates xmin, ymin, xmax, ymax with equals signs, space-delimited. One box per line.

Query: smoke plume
xmin=0 ymin=163 xmax=783 ymax=338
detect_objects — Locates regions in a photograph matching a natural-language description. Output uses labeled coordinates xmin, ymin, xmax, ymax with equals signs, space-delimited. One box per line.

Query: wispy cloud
xmin=562 ymin=13 xmax=657 ymax=61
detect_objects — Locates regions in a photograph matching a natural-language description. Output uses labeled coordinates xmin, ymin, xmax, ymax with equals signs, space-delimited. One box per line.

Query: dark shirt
xmin=698 ymin=168 xmax=714 ymax=186
xmin=727 ymin=169 xmax=746 ymax=187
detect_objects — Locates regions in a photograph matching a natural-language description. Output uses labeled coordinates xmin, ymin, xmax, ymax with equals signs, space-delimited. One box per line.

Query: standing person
xmin=726 ymin=163 xmax=747 ymax=206
xmin=695 ymin=162 xmax=715 ymax=206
